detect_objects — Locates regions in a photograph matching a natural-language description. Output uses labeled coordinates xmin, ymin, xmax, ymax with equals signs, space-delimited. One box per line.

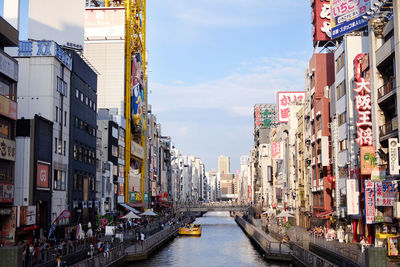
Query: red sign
xmin=37 ymin=162 xmax=50 ymax=189
xmin=53 ymin=210 xmax=71 ymax=224
xmin=311 ymin=0 xmax=331 ymax=45
xmin=0 ymin=183 xmax=13 ymax=203
xmin=353 ymin=53 xmax=372 ymax=147
xmin=365 ymin=180 xmax=375 ymax=224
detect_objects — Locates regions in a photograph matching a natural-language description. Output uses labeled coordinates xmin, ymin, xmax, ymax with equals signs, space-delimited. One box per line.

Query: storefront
xmin=375 ymin=222 xmax=399 ymax=257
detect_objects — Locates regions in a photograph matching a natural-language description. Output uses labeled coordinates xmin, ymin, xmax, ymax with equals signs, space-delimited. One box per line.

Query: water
xmin=126 ymin=212 xmax=291 ymax=267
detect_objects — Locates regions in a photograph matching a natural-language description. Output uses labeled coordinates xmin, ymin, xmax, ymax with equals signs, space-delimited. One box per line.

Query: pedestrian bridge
xmin=179 ymin=203 xmax=248 ymax=212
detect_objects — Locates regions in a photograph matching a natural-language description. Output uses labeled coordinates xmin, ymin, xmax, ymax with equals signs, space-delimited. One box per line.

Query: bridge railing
xmin=291 ymin=243 xmax=337 ymax=267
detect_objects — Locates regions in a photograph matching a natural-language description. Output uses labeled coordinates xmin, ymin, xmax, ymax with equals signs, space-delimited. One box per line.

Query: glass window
xmin=54 ymin=170 xmax=66 ymax=191
xmin=336 ymin=52 xmax=345 ymax=73
xmin=0 ymin=78 xmax=11 ymax=99
xmin=112 ymin=145 xmax=118 ymax=157
xmin=55 ymin=137 xmax=58 ymax=153
xmin=119 ymin=146 xmax=125 ymax=160
xmin=56 ymin=107 xmax=58 ymax=122
xmin=73 ymin=144 xmax=77 ymax=160
xmin=336 ymin=81 xmax=346 ymax=100
xmin=119 ymin=164 xmax=124 ymax=178
xmin=75 ymin=117 xmax=79 ymax=128
xmin=93 ymin=103 xmax=96 ymax=111
xmin=0 ymin=118 xmax=10 ymax=138
xmin=63 ymin=140 xmax=66 ymax=156
xmin=112 ymin=127 xmax=118 ymax=139
xmin=75 ymin=89 xmax=79 ymax=98
xmin=58 ymin=139 xmax=62 ymax=154
xmin=0 ymin=160 xmax=13 ymax=183
xmin=80 ymin=92 xmax=84 ymax=102
xmin=85 ymin=96 xmax=88 ymax=105
xmin=89 ymin=100 xmax=92 ymax=108
xmin=113 ymin=165 xmax=118 ymax=177
xmin=64 ymin=111 xmax=67 ymax=127
xmin=338 ymin=112 xmax=347 ymax=126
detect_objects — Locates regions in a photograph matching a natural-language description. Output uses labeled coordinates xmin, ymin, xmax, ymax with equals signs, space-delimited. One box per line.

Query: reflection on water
xmin=126 ymin=211 xmax=291 ymax=267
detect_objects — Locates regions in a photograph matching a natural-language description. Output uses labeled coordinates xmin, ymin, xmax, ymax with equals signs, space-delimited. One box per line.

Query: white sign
xmin=389 ymin=138 xmax=399 ymax=175
xmin=346 ymin=179 xmax=359 ymax=215
xmin=131 ymin=141 xmax=144 ymax=159
xmin=277 ymin=92 xmax=305 ymax=123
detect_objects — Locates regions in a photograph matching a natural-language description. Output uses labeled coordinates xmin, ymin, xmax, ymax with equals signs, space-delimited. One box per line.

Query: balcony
xmin=378 ymin=78 xmax=396 ymax=104
xmin=379 ymin=117 xmax=398 ymax=141
xmin=376 ymin=35 xmax=394 ymax=67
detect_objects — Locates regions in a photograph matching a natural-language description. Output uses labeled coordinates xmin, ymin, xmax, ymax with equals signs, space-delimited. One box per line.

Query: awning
xmin=119 ymin=203 xmax=140 ymax=214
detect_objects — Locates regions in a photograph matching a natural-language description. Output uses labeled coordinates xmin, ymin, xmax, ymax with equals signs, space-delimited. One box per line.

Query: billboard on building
xmin=311 ymin=0 xmax=332 ymax=45
xmin=85 ymin=7 xmax=125 ymax=38
xmin=365 ymin=180 xmax=375 ymax=224
xmin=29 ymin=0 xmax=85 ymax=48
xmin=360 ymin=146 xmax=376 ymax=175
xmin=272 ymin=142 xmax=283 ymax=160
xmin=0 ymin=183 xmax=13 ymax=203
xmin=346 ymin=179 xmax=359 ymax=215
xmin=0 ymin=206 xmax=16 ymax=244
xmin=36 ymin=162 xmax=50 ymax=190
xmin=18 ymin=206 xmax=36 ymax=226
xmin=376 ymin=181 xmax=397 ymax=206
xmin=254 ymin=104 xmax=275 ymax=131
xmin=277 ymin=92 xmax=305 ymax=123
xmin=389 ymin=138 xmax=399 ymax=175
xmin=331 ymin=0 xmax=370 ymax=39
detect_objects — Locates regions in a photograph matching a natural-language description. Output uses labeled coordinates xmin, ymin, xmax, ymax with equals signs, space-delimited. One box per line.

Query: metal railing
xmin=379 ymin=117 xmax=398 ymax=137
xmin=291 ymin=243 xmax=337 ymax=267
xmin=72 ymin=243 xmax=126 ymax=267
xmin=378 ymin=78 xmax=395 ymax=100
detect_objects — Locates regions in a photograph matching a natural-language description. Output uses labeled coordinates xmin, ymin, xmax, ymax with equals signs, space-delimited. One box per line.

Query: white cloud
xmin=149 ymin=57 xmax=307 ymax=116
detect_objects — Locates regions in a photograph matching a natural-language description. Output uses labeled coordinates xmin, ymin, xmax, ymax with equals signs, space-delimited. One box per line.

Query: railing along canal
xmin=291 ymin=243 xmax=337 ymax=267
xmin=72 ymin=243 xmax=126 ymax=267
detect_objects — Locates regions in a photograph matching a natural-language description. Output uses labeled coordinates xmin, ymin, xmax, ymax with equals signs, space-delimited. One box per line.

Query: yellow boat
xmin=179 ymin=224 xmax=202 ymax=236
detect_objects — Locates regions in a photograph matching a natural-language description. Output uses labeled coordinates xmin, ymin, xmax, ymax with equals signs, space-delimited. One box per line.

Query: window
xmin=80 ymin=92 xmax=84 ymax=102
xmin=0 ymin=161 xmax=13 ymax=183
xmin=0 ymin=118 xmax=10 ymax=138
xmin=338 ymin=112 xmax=347 ymax=126
xmin=112 ymin=145 xmax=118 ymax=157
xmin=53 ymin=170 xmax=66 ymax=191
xmin=74 ymin=173 xmax=78 ymax=190
xmin=58 ymin=139 xmax=62 ymax=154
xmin=73 ymin=144 xmax=77 ymax=160
xmin=85 ymin=96 xmax=88 ymax=105
xmin=89 ymin=100 xmax=92 ymax=108
xmin=64 ymin=111 xmax=67 ymax=127
xmin=75 ymin=89 xmax=79 ymax=98
xmin=113 ymin=165 xmax=118 ymax=177
xmin=112 ymin=127 xmax=118 ymax=139
xmin=319 ymin=192 xmax=324 ymax=207
xmin=75 ymin=117 xmax=79 ymax=128
xmin=78 ymin=174 xmax=83 ymax=191
xmin=336 ymin=81 xmax=346 ymax=100
xmin=336 ymin=52 xmax=344 ymax=73
xmin=119 ymin=164 xmax=124 ymax=178
xmin=119 ymin=146 xmax=125 ymax=160
xmin=63 ymin=141 xmax=66 ymax=156
xmin=55 ymin=137 xmax=58 ymax=153
xmin=56 ymin=107 xmax=58 ymax=122
xmin=0 ymin=77 xmax=16 ymax=100
xmin=339 ymin=139 xmax=348 ymax=152
xmin=93 ymin=103 xmax=96 ymax=111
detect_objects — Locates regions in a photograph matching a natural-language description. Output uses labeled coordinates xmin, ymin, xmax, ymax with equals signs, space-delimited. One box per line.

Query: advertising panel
xmin=0 ymin=206 xmax=16 ymax=244
xmin=272 ymin=142 xmax=283 ymax=160
xmin=130 ymin=192 xmax=136 ymax=202
xmin=0 ymin=95 xmax=17 ymax=120
xmin=29 ymin=0 xmax=84 ymax=48
xmin=254 ymin=104 xmax=275 ymax=131
xmin=389 ymin=138 xmax=399 ymax=175
xmin=85 ymin=7 xmax=125 ymax=38
xmin=36 ymin=162 xmax=50 ymax=190
xmin=376 ymin=181 xmax=397 ymax=206
xmin=346 ymin=179 xmax=359 ymax=215
xmin=365 ymin=180 xmax=375 ymax=224
xmin=312 ymin=0 xmax=332 ymax=45
xmin=331 ymin=0 xmax=370 ymax=39
xmin=131 ymin=53 xmax=145 ymax=132
xmin=19 ymin=206 xmax=36 ymax=226
xmin=0 ymin=183 xmax=13 ymax=203
xmin=277 ymin=92 xmax=305 ymax=123
xmin=360 ymin=146 xmax=376 ymax=175
xmin=0 ymin=50 xmax=18 ymax=81
xmin=131 ymin=141 xmax=144 ymax=159
xmin=0 ymin=137 xmax=16 ymax=161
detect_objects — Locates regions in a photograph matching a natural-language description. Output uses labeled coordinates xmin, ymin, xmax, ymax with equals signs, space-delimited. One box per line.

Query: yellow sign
xmin=136 ymin=192 xmax=142 ymax=201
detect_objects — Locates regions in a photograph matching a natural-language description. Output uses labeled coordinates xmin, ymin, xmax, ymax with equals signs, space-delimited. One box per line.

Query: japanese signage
xmin=272 ymin=142 xmax=283 ymax=160
xmin=0 ymin=95 xmax=17 ymax=120
xmin=119 ymin=183 xmax=124 ymax=196
xmin=0 ymin=183 xmax=13 ymax=203
xmin=36 ymin=162 xmax=50 ymax=190
xmin=376 ymin=181 xmax=397 ymax=206
xmin=131 ymin=141 xmax=144 ymax=159
xmin=131 ymin=52 xmax=145 ymax=132
xmin=353 ymin=54 xmax=372 ymax=147
xmin=0 ymin=49 xmax=18 ymax=81
xmin=346 ymin=179 xmax=359 ymax=215
xmin=365 ymin=180 xmax=375 ymax=224
xmin=0 ymin=206 xmax=16 ymax=244
xmin=0 ymin=137 xmax=15 ymax=161
xmin=277 ymin=92 xmax=305 ymax=123
xmin=19 ymin=206 xmax=36 ymax=226
xmin=52 ymin=210 xmax=71 ymax=224
xmin=17 ymin=41 xmax=72 ymax=70
xmin=331 ymin=0 xmax=370 ymax=39
xmin=254 ymin=104 xmax=275 ymax=130
xmin=371 ymin=166 xmax=386 ymax=181
xmin=312 ymin=0 xmax=332 ymax=45
xmin=136 ymin=192 xmax=142 ymax=201
xmin=130 ymin=192 xmax=136 ymax=202
xmin=389 ymin=138 xmax=399 ymax=175
xmin=360 ymin=146 xmax=376 ymax=175
xmin=144 ymin=193 xmax=148 ymax=202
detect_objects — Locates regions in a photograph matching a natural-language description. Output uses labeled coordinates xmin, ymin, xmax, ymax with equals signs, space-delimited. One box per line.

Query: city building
xmin=217 ymin=155 xmax=230 ymax=174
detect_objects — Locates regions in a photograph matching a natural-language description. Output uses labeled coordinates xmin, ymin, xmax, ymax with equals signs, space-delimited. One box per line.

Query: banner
xmin=272 ymin=142 xmax=283 ymax=160
xmin=376 ymin=181 xmax=397 ymax=206
xmin=346 ymin=179 xmax=359 ymax=215
xmin=365 ymin=180 xmax=375 ymax=224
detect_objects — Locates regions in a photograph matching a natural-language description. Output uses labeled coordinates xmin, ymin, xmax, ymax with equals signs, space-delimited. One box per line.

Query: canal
xmin=126 ymin=211 xmax=291 ymax=267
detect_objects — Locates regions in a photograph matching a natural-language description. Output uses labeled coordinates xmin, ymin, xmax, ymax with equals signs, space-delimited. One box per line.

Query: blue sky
xmin=147 ymin=0 xmax=313 ymax=172
xmin=1 ymin=0 xmax=313 ymax=172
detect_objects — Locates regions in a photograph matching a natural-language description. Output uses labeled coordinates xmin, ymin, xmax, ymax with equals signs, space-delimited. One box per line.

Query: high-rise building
xmin=218 ymin=155 xmax=230 ymax=174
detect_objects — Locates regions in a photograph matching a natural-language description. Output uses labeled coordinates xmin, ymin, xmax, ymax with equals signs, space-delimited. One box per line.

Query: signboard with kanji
xmin=277 ymin=92 xmax=305 ymax=123
xmin=311 ymin=0 xmax=331 ymax=45
xmin=375 ymin=181 xmax=397 ymax=207
xmin=254 ymin=104 xmax=275 ymax=131
xmin=360 ymin=146 xmax=376 ymax=175
xmin=272 ymin=142 xmax=283 ymax=160
xmin=365 ymin=180 xmax=375 ymax=224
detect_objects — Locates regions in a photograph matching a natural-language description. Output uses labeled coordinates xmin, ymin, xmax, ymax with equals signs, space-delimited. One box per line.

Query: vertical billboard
xmin=311 ymin=0 xmax=332 ymax=45
xmin=346 ymin=179 xmax=359 ymax=215
xmin=277 ymin=92 xmax=305 ymax=123
xmin=85 ymin=7 xmax=125 ymax=39
xmin=331 ymin=0 xmax=370 ymax=39
xmin=29 ymin=0 xmax=85 ymax=48
xmin=389 ymin=138 xmax=399 ymax=175
xmin=375 ymin=181 xmax=397 ymax=206
xmin=365 ymin=180 xmax=375 ymax=224
xmin=272 ymin=142 xmax=283 ymax=160
xmin=360 ymin=146 xmax=376 ymax=175
xmin=37 ymin=162 xmax=50 ymax=190
xmin=254 ymin=104 xmax=275 ymax=131
xmin=131 ymin=53 xmax=145 ymax=132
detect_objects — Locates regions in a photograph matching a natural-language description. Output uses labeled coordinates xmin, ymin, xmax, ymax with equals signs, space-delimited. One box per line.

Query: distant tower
xmin=218 ymin=155 xmax=230 ymax=174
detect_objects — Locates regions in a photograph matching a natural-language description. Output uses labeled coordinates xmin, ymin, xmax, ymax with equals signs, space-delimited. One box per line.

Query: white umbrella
xmin=140 ymin=210 xmax=158 ymax=216
xmin=276 ymin=211 xmax=294 ymax=218
xmin=263 ymin=209 xmax=275 ymax=215
xmin=122 ymin=211 xmax=141 ymax=219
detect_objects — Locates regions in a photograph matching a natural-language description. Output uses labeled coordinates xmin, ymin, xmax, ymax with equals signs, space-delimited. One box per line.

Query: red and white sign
xmin=277 ymin=92 xmax=305 ymax=123
xmin=37 ymin=162 xmax=50 ymax=189
xmin=272 ymin=142 xmax=283 ymax=160
xmin=346 ymin=179 xmax=359 ymax=215
xmin=353 ymin=53 xmax=372 ymax=147
xmin=365 ymin=180 xmax=375 ymax=224
xmin=0 ymin=183 xmax=14 ymax=203
xmin=311 ymin=0 xmax=331 ymax=45
xmin=376 ymin=181 xmax=397 ymax=206
xmin=52 ymin=210 xmax=71 ymax=224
